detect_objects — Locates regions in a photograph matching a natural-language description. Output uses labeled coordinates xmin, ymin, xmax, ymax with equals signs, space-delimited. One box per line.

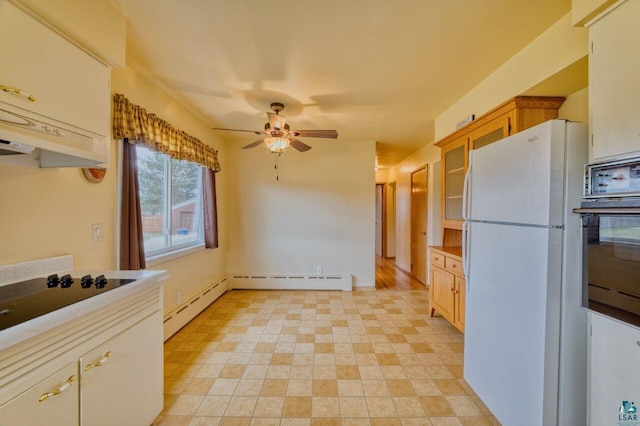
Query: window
xmin=136 ymin=145 xmax=204 ymax=257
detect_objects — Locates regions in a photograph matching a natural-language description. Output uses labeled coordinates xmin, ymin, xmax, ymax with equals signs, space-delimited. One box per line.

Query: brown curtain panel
xmin=202 ymin=167 xmax=219 ymax=249
xmin=120 ymin=139 xmax=146 ymax=270
xmin=113 ymin=93 xmax=221 ymax=172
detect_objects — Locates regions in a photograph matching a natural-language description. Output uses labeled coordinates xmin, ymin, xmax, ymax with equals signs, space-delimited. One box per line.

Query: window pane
xmin=170 ymin=158 xmax=202 ymax=247
xmin=137 ymin=145 xmax=168 ymax=254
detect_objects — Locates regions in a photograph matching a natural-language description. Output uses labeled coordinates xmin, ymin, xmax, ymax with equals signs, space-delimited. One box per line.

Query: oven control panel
xmin=585 ymin=156 xmax=640 ymax=198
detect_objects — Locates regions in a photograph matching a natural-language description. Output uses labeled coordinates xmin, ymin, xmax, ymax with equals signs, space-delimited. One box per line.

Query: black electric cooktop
xmin=0 ymin=274 xmax=136 ymax=331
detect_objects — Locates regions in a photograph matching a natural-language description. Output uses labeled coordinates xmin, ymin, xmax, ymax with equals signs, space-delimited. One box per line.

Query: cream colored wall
xmin=383 ymin=143 xmax=441 ymax=274
xmin=226 ymin=140 xmax=376 ymax=288
xmin=435 ymin=12 xmax=589 ymax=139
xmin=111 ymin=67 xmax=227 ymax=312
xmin=558 ymin=87 xmax=589 ymax=123
xmin=0 ymin=160 xmax=117 ymax=269
xmin=572 ymin=0 xmax=618 ymax=25
xmin=13 ymin=0 xmax=126 ymax=67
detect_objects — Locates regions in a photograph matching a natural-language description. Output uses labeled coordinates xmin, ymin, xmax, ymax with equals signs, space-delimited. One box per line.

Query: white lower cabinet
xmin=0 ymin=284 xmax=163 ymax=426
xmin=81 ymin=311 xmax=163 ymax=426
xmin=0 ymin=361 xmax=79 ymax=426
xmin=589 ymin=313 xmax=640 ymax=425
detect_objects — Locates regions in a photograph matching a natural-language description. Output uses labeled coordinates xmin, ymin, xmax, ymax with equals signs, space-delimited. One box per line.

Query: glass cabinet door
xmin=443 ymin=141 xmax=467 ymax=222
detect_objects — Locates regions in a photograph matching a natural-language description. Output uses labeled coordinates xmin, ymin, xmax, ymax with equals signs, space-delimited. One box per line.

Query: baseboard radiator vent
xmin=163 ymin=276 xmax=228 ymax=341
xmin=228 ymin=274 xmax=352 ymax=292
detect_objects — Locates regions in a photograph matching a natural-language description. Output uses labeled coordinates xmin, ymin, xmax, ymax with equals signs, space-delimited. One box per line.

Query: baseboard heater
xmin=162 ymin=276 xmax=228 ymax=341
xmin=228 ymin=274 xmax=353 ymax=291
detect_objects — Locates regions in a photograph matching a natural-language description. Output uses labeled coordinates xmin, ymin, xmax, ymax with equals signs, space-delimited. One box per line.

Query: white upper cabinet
xmin=0 ymin=1 xmax=110 ymax=136
xmin=589 ymin=0 xmax=640 ymax=161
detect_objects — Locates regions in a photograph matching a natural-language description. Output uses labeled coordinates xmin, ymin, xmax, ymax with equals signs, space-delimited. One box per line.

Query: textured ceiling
xmin=114 ymin=0 xmax=571 ymax=168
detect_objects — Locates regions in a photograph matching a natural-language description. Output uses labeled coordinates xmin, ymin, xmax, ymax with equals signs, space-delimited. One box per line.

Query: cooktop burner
xmin=0 ymin=274 xmax=136 ymax=331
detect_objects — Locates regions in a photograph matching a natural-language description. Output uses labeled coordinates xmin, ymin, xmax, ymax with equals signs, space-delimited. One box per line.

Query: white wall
xmin=226 ymin=140 xmax=376 ymax=288
xmin=112 ymin=67 xmax=227 ymax=313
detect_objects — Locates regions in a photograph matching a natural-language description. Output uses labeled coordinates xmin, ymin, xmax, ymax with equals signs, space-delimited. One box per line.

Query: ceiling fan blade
xmin=289 ymin=137 xmax=312 ymax=152
xmin=291 ymin=130 xmax=338 ymax=139
xmin=212 ymin=127 xmax=262 ymax=135
xmin=241 ymin=138 xmax=265 ymax=149
xmin=267 ymin=112 xmax=287 ymax=131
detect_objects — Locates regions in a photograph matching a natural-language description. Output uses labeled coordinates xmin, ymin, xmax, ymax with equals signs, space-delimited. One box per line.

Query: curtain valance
xmin=113 ymin=93 xmax=221 ymax=172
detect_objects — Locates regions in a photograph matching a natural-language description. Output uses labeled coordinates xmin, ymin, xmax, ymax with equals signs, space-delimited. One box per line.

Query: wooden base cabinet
xmin=429 ymin=247 xmax=465 ymax=332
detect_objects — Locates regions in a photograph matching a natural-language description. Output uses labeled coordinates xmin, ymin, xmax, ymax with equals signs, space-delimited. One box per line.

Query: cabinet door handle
xmin=38 ymin=375 xmax=75 ymax=402
xmin=84 ymin=351 xmax=111 ymax=371
xmin=637 ymin=341 xmax=640 ymax=347
xmin=0 ymin=84 xmax=36 ymax=102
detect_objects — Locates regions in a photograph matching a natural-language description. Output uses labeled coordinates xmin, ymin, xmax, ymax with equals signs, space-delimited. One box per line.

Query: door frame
xmin=375 ymin=182 xmax=387 ymax=258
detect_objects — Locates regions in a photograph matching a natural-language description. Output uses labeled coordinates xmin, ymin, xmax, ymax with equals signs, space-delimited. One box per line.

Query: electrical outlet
xmin=316 ymin=266 xmax=323 ymax=274
xmin=177 ymin=291 xmax=182 ymax=304
xmin=92 ymin=223 xmax=102 ymax=242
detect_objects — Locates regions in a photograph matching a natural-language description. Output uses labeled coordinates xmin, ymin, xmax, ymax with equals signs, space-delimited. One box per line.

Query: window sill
xmin=146 ymin=243 xmax=206 ymax=267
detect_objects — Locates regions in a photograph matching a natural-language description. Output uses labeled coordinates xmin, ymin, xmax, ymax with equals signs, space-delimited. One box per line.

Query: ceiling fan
xmin=212 ymin=102 xmax=338 ymax=153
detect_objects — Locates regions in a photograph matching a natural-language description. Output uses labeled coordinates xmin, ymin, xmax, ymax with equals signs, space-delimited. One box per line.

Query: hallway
xmin=375 ymin=257 xmax=427 ymax=291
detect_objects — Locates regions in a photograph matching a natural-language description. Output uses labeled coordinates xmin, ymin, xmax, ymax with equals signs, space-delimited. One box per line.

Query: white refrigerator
xmin=462 ymin=120 xmax=588 ymax=426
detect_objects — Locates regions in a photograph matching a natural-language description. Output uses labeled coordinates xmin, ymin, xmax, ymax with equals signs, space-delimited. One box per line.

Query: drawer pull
xmin=0 ymin=84 xmax=36 ymax=102
xmin=637 ymin=341 xmax=640 ymax=347
xmin=84 ymin=351 xmax=111 ymax=371
xmin=38 ymin=375 xmax=74 ymax=402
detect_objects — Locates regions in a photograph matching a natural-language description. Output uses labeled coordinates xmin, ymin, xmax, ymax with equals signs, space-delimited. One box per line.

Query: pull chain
xmin=274 ymin=153 xmax=280 ymax=181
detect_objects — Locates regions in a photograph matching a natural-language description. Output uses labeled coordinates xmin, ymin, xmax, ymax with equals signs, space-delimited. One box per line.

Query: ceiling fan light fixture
xmin=264 ymin=136 xmax=290 ymax=153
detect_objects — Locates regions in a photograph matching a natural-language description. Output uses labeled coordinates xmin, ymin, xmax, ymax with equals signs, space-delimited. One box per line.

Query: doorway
xmin=375 ymin=183 xmax=386 ymax=258
xmin=410 ymin=166 xmax=428 ymax=284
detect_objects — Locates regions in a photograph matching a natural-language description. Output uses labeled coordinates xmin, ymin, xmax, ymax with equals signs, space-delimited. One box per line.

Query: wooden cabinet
xmin=0 ymin=1 xmax=110 ymax=137
xmin=589 ymin=0 xmax=640 ymax=160
xmin=0 ymin=361 xmax=79 ymax=426
xmin=442 ymin=136 xmax=468 ymax=230
xmin=431 ymin=96 xmax=565 ymax=332
xmin=436 ymin=96 xmax=565 ymax=242
xmin=589 ymin=313 xmax=640 ymax=425
xmin=429 ymin=247 xmax=465 ymax=332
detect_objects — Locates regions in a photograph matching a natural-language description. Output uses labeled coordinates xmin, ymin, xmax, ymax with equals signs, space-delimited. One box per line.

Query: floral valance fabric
xmin=113 ymin=93 xmax=221 ymax=172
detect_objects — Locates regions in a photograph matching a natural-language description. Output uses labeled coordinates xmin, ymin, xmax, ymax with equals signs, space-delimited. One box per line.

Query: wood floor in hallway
xmin=375 ymin=257 xmax=427 ymax=291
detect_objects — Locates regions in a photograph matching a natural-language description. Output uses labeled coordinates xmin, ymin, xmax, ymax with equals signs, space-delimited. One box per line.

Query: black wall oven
xmin=576 ymin=156 xmax=640 ymax=327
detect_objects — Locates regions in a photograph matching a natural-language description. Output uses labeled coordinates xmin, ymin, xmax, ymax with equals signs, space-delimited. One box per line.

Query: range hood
xmin=0 ymin=107 xmax=108 ymax=168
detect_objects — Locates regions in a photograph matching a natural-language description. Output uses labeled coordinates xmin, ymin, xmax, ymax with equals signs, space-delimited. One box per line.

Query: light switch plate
xmin=92 ymin=223 xmax=103 ymax=242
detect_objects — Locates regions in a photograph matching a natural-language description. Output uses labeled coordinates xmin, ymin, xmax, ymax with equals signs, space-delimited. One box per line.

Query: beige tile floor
xmin=153 ymin=289 xmax=499 ymax=426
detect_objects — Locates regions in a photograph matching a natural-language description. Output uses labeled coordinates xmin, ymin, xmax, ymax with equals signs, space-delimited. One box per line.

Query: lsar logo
xmin=618 ymin=401 xmax=639 ymax=425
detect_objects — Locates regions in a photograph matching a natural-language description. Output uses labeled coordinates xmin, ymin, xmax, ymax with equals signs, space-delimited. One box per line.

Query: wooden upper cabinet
xmin=442 ymin=135 xmax=468 ymax=229
xmin=469 ymin=112 xmax=512 ymax=150
xmin=436 ymin=96 xmax=565 ymax=245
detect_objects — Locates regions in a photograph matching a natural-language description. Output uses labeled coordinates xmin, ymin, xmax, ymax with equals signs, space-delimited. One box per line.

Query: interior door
xmin=411 ymin=167 xmax=428 ymax=284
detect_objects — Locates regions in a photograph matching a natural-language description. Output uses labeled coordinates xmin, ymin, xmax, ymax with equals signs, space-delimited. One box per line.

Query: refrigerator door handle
xmin=462 ymin=152 xmax=473 ymax=221
xmin=462 ymin=221 xmax=470 ymax=291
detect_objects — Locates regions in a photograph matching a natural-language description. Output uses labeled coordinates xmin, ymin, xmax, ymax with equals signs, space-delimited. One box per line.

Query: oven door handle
xmin=573 ymin=208 xmax=640 ymax=214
